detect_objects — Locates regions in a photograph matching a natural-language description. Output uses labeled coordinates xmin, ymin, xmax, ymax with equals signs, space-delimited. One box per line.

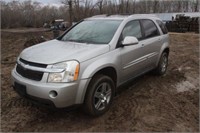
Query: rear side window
xmin=122 ymin=20 xmax=142 ymax=40
xmin=156 ymin=20 xmax=168 ymax=34
xmin=141 ymin=19 xmax=160 ymax=39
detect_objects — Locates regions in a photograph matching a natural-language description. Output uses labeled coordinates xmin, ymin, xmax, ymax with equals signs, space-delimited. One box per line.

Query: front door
xmin=119 ymin=20 xmax=147 ymax=83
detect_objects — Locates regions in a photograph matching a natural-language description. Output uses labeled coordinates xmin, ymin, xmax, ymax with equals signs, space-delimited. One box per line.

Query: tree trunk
xmin=68 ymin=0 xmax=73 ymax=26
xmin=125 ymin=0 xmax=129 ymax=14
xmin=195 ymin=0 xmax=199 ymax=12
xmin=153 ymin=0 xmax=159 ymax=13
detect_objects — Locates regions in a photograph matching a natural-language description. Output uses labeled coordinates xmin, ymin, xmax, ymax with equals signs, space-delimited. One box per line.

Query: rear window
xmin=156 ymin=20 xmax=168 ymax=34
xmin=141 ymin=19 xmax=160 ymax=39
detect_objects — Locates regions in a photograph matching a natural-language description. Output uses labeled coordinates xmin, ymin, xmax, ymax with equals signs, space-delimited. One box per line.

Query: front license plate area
xmin=14 ymin=82 xmax=27 ymax=96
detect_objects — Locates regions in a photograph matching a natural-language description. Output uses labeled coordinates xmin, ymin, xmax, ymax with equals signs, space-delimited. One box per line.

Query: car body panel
xmin=20 ymin=39 xmax=110 ymax=64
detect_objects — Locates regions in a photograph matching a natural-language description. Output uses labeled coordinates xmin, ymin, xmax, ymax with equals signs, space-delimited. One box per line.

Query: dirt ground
xmin=1 ymin=29 xmax=199 ymax=132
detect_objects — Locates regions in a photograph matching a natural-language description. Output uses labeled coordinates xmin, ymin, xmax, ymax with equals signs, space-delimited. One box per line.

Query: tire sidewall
xmin=158 ymin=52 xmax=168 ymax=75
xmin=86 ymin=75 xmax=115 ymax=116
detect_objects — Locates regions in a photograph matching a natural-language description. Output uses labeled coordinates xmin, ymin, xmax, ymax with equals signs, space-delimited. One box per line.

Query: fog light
xmin=49 ymin=90 xmax=58 ymax=98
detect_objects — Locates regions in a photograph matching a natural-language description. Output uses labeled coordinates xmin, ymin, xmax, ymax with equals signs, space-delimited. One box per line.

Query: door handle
xmin=141 ymin=44 xmax=145 ymax=47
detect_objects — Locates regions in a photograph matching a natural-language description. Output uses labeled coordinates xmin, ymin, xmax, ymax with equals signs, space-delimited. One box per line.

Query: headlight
xmin=48 ymin=61 xmax=80 ymax=83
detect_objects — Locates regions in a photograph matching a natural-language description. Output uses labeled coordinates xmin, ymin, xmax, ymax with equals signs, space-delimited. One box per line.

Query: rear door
xmin=139 ymin=19 xmax=162 ymax=69
xmin=156 ymin=19 xmax=169 ymax=50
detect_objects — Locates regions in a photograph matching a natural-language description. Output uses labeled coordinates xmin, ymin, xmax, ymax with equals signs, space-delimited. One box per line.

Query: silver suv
xmin=12 ymin=15 xmax=169 ymax=116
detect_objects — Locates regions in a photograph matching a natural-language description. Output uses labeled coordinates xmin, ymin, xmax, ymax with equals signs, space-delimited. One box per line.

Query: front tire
xmin=83 ymin=74 xmax=115 ymax=116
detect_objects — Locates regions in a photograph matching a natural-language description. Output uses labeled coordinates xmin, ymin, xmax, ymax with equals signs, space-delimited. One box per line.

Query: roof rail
xmin=130 ymin=14 xmax=157 ymax=17
xmin=92 ymin=14 xmax=110 ymax=18
xmin=91 ymin=13 xmax=158 ymax=19
xmin=118 ymin=13 xmax=133 ymax=16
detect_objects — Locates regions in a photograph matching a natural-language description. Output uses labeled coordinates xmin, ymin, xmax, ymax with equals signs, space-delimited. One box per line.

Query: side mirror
xmin=122 ymin=36 xmax=139 ymax=46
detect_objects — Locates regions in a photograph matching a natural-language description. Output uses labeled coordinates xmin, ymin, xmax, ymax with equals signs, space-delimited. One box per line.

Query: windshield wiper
xmin=66 ymin=39 xmax=78 ymax=42
xmin=65 ymin=39 xmax=95 ymax=44
xmin=69 ymin=39 xmax=90 ymax=44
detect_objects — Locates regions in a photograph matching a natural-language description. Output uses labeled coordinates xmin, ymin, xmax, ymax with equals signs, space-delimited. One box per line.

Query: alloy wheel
xmin=93 ymin=82 xmax=112 ymax=111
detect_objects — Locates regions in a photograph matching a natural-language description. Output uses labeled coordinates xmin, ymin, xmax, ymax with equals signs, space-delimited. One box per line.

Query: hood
xmin=20 ymin=39 xmax=110 ymax=64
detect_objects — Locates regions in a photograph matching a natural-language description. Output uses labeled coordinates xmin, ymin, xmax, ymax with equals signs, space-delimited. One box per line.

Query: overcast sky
xmin=5 ymin=0 xmax=99 ymax=7
xmin=5 ymin=0 xmax=63 ymax=7
xmin=6 ymin=0 xmax=59 ymax=4
xmin=35 ymin=0 xmax=62 ymax=7
xmin=33 ymin=0 xmax=60 ymax=4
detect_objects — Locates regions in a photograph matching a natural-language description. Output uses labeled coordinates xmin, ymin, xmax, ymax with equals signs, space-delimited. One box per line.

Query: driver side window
xmin=122 ymin=20 xmax=142 ymax=40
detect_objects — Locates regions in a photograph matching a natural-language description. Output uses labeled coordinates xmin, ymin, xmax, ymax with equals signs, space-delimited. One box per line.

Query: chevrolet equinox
xmin=12 ymin=14 xmax=169 ymax=116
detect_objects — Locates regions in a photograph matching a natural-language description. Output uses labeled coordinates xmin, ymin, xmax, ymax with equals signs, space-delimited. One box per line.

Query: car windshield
xmin=61 ymin=20 xmax=122 ymax=44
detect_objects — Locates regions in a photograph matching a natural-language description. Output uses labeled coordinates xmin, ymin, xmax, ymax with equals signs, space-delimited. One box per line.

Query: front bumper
xmin=11 ymin=69 xmax=90 ymax=108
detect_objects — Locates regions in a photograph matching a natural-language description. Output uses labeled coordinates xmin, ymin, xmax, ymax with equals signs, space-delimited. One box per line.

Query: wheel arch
xmin=163 ymin=47 xmax=170 ymax=55
xmin=81 ymin=66 xmax=118 ymax=104
xmin=156 ymin=43 xmax=170 ymax=66
xmin=92 ymin=67 xmax=117 ymax=85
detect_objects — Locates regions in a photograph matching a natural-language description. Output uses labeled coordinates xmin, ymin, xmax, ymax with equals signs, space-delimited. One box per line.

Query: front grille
xmin=16 ymin=58 xmax=47 ymax=81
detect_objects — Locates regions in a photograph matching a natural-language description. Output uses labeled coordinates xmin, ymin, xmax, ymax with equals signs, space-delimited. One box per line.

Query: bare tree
xmin=125 ymin=0 xmax=130 ymax=13
xmin=96 ymin=0 xmax=104 ymax=14
xmin=132 ymin=0 xmax=136 ymax=13
xmin=1 ymin=0 xmax=199 ymax=29
xmin=61 ymin=0 xmax=75 ymax=26
xmin=153 ymin=0 xmax=159 ymax=13
xmin=194 ymin=0 xmax=199 ymax=12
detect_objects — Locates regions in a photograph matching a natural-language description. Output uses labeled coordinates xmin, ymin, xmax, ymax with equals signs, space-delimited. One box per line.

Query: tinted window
xmin=156 ymin=20 xmax=168 ymax=34
xmin=141 ymin=19 xmax=159 ymax=39
xmin=122 ymin=20 xmax=142 ymax=40
xmin=61 ymin=20 xmax=122 ymax=44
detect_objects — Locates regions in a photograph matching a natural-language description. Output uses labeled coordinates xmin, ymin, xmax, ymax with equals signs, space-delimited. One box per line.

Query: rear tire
xmin=83 ymin=74 xmax=115 ymax=116
xmin=153 ymin=52 xmax=168 ymax=75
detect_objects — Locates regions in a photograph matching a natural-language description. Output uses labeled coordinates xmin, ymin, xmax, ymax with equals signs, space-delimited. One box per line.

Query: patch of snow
xmin=176 ymin=80 xmax=196 ymax=93
xmin=176 ymin=76 xmax=199 ymax=93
